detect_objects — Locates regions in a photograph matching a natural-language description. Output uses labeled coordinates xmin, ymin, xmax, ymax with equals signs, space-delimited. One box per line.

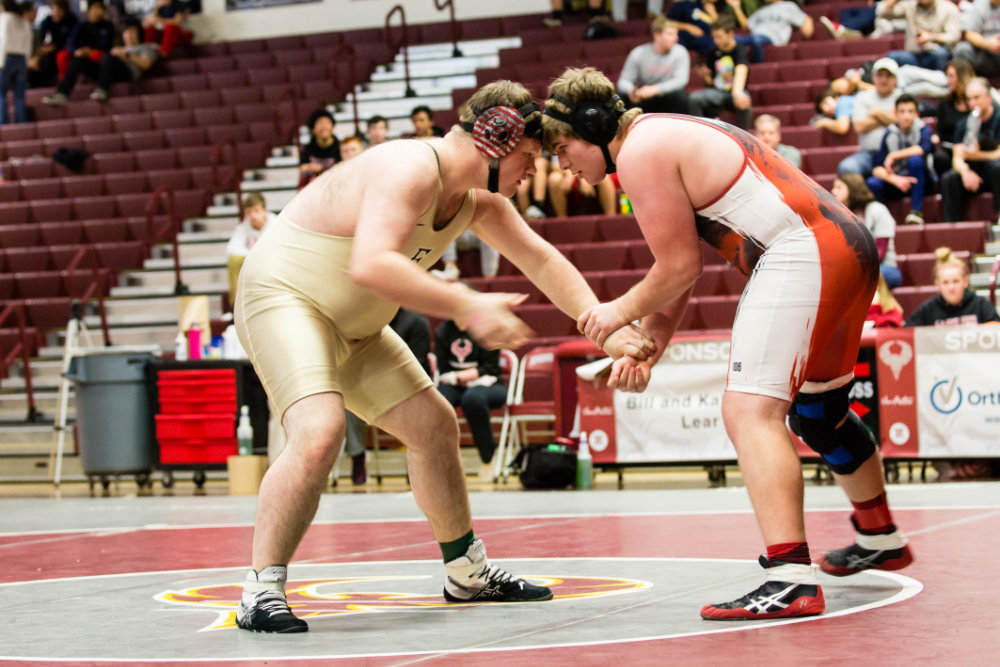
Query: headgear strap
xmin=462 ymin=101 xmax=541 ymax=192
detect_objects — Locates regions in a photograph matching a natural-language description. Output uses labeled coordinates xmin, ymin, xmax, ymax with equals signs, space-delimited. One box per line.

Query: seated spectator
xmin=736 ymin=0 xmax=813 ymax=63
xmin=940 ymin=76 xmax=1000 ymax=222
xmin=754 ymin=114 xmax=801 ymax=168
xmin=689 ymin=16 xmax=752 ymax=129
xmin=365 ymin=114 xmax=389 ymax=147
xmin=866 ymin=94 xmax=933 ymax=225
xmin=838 ymin=58 xmax=902 ymax=176
xmin=906 ymin=246 xmax=1000 ymax=325
xmin=516 ymin=153 xmax=552 ymax=219
xmin=866 ymin=274 xmax=905 ymax=328
xmin=226 ymin=192 xmax=275 ymax=302
xmin=27 ymin=0 xmax=77 ymax=88
xmin=617 ymin=16 xmax=691 ymax=115
xmin=339 ymin=135 xmax=365 ymax=161
xmin=408 ymin=104 xmax=444 ymax=138
xmin=1 ymin=0 xmax=34 ymax=125
xmin=432 ymin=230 xmax=499 ymax=282
xmin=931 ymin=58 xmax=974 ymax=177
xmin=42 ymin=0 xmax=114 ymax=101
xmin=544 ymin=0 xmax=609 ymax=27
xmin=298 ymin=108 xmax=340 ymax=186
xmin=880 ymin=0 xmax=961 ymax=72
xmin=952 ymin=0 xmax=1000 ymax=77
xmin=832 ymin=173 xmax=903 ymax=287
xmin=811 ymin=89 xmax=854 ymax=136
xmin=142 ymin=0 xmax=191 ymax=58
xmin=41 ymin=19 xmax=157 ymax=105
xmin=548 ymin=169 xmax=617 ymax=217
xmin=666 ymin=0 xmax=718 ymax=57
xmin=435 ymin=314 xmax=508 ymax=482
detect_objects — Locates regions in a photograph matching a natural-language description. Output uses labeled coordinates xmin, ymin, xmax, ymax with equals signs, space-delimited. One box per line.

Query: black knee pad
xmin=788 ymin=385 xmax=877 ymax=475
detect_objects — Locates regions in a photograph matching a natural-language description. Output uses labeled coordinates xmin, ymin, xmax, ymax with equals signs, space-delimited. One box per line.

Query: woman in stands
xmin=543 ymin=66 xmax=913 ymax=622
xmin=832 ymin=173 xmax=902 ymax=287
xmin=904 ymin=246 xmax=999 ymax=326
xmin=931 ymin=59 xmax=974 ymax=178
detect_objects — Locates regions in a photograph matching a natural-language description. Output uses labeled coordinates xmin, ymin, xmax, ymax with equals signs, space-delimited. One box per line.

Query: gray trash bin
xmin=66 ymin=346 xmax=159 ymax=481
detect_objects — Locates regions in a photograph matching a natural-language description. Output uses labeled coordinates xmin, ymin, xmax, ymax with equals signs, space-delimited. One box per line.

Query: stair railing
xmin=433 ymin=0 xmax=464 ymax=57
xmin=386 ymin=4 xmax=417 ymax=98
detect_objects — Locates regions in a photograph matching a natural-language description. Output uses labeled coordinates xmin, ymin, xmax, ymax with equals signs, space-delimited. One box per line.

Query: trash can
xmin=66 ymin=346 xmax=159 ymax=487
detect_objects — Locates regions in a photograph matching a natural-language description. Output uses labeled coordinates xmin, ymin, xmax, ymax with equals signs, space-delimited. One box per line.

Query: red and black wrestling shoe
xmin=818 ymin=531 xmax=913 ymax=577
xmin=700 ymin=557 xmax=826 ymax=621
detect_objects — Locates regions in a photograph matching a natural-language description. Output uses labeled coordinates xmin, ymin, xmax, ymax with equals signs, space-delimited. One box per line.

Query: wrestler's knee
xmin=788 ymin=385 xmax=876 ymax=475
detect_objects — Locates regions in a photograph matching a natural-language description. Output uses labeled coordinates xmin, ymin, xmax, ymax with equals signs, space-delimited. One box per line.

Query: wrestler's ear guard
xmin=462 ymin=101 xmax=541 ymax=192
xmin=543 ymin=94 xmax=624 ymax=174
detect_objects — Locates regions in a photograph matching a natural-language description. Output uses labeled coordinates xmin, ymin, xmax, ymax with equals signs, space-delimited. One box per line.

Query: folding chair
xmin=495 ymin=345 xmax=558 ymax=483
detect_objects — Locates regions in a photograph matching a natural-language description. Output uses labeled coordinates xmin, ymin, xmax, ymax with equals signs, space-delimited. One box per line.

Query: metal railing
xmin=433 ymin=0 xmax=464 ymax=57
xmin=0 ymin=303 xmax=39 ymax=422
xmin=989 ymin=255 xmax=1000 ymax=307
xmin=144 ymin=185 xmax=187 ymax=295
xmin=386 ymin=4 xmax=417 ymax=98
xmin=274 ymin=85 xmax=302 ymax=154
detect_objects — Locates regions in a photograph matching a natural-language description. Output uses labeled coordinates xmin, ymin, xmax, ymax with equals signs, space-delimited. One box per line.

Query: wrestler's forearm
xmin=352 ymin=252 xmax=473 ymax=320
xmin=641 ymin=292 xmax=691 ymax=365
xmin=521 ymin=245 xmax=599 ymax=318
xmin=617 ymin=262 xmax=700 ymax=324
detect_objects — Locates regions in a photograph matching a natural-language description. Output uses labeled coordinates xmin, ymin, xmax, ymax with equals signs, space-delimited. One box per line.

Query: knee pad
xmin=788 ymin=386 xmax=877 ymax=475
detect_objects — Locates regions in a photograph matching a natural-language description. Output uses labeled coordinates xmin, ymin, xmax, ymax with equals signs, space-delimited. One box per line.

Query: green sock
xmin=439 ymin=530 xmax=476 ymax=563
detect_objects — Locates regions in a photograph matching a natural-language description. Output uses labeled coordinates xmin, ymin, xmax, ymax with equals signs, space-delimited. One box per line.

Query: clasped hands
xmin=577 ymin=301 xmax=655 ymax=393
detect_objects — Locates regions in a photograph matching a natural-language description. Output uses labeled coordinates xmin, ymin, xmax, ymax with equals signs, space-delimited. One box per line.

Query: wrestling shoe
xmin=235 ymin=565 xmax=308 ymax=633
xmin=817 ymin=530 xmax=913 ymax=576
xmin=700 ymin=557 xmax=825 ymax=621
xmin=443 ymin=538 xmax=553 ymax=602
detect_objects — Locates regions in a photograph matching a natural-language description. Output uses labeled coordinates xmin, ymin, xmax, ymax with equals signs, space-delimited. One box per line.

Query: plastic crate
xmin=155 ymin=413 xmax=235 ymax=440
xmin=157 ymin=369 xmax=237 ymax=412
xmin=158 ymin=396 xmax=237 ymax=414
xmin=158 ymin=437 xmax=237 ymax=464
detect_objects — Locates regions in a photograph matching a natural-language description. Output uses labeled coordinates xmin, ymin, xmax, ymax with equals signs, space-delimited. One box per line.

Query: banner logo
xmin=878 ymin=340 xmax=913 ymax=380
xmin=589 ymin=429 xmax=609 ymax=452
xmin=888 ymin=422 xmax=910 ymax=445
xmin=930 ymin=378 xmax=962 ymax=414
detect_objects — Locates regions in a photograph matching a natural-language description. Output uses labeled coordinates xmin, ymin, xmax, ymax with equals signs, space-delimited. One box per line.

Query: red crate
xmin=155 ymin=413 xmax=235 ymax=440
xmin=159 ymin=396 xmax=236 ymax=414
xmin=158 ymin=437 xmax=236 ymax=464
xmin=157 ymin=369 xmax=237 ymax=411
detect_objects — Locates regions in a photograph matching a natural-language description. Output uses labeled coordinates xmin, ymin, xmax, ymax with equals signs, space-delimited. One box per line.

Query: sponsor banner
xmin=875 ymin=328 xmax=920 ymax=457
xmin=577 ymin=375 xmax=617 ymax=464
xmin=914 ymin=326 xmax=1000 ymax=457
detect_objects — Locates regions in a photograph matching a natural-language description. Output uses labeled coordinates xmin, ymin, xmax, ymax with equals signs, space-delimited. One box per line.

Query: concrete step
xmin=331 ymin=93 xmax=453 ymax=124
xmin=401 ymin=38 xmax=520 ymax=62
xmin=246 ymin=165 xmax=299 ymax=184
xmin=108 ymin=281 xmax=227 ymax=299
xmin=99 ymin=292 xmax=227 ymax=324
xmin=984 ymin=241 xmax=1000 ymax=255
xmin=362 ymin=74 xmax=477 ymax=98
xmin=185 ymin=217 xmax=241 ymax=234
xmin=0 ymin=424 xmax=59 ymax=447
xmin=0 ymin=454 xmax=85 ymax=484
xmin=376 ymin=54 xmax=499 ymax=79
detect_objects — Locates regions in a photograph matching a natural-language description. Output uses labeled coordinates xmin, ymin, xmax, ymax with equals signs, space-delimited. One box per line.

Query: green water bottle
xmin=576 ymin=431 xmax=592 ymax=490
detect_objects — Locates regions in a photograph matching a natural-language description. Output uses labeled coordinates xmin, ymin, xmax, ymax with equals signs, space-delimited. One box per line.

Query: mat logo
xmin=156 ymin=575 xmax=649 ymax=632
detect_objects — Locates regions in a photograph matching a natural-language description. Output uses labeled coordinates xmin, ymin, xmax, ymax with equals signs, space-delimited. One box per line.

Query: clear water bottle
xmin=576 ymin=431 xmax=592 ymax=490
xmin=237 ymin=405 xmax=253 ymax=456
xmin=963 ymin=108 xmax=981 ymax=149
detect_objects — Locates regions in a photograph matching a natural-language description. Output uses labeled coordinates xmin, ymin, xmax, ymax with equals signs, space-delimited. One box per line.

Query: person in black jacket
xmin=298 ymin=107 xmax=341 ymax=187
xmin=905 ymin=246 xmax=1000 ymax=326
xmin=435 ymin=316 xmax=507 ymax=481
xmin=28 ymin=0 xmax=78 ymax=87
xmin=41 ymin=0 xmax=115 ymax=106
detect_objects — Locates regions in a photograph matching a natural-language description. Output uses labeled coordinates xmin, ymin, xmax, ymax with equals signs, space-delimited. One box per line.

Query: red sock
xmin=766 ymin=541 xmax=811 ymax=566
xmin=851 ymin=492 xmax=896 ymax=534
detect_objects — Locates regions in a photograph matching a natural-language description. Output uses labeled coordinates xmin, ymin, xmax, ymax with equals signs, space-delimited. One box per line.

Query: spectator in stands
xmin=142 ymin=0 xmax=191 ymax=57
xmin=666 ymin=0 xmax=718 ymax=57
xmin=27 ymin=0 xmax=77 ymax=88
xmin=0 ymin=0 xmax=34 ymax=125
xmin=409 ymin=105 xmax=445 ymax=138
xmin=906 ymin=246 xmax=999 ymax=325
xmin=866 ymin=274 xmax=904 ymax=327
xmin=952 ymin=0 xmax=1000 ymax=77
xmin=689 ymin=16 xmax=752 ymax=130
xmin=365 ymin=114 xmax=389 ymax=147
xmin=735 ymin=0 xmax=814 ymax=63
xmin=617 ymin=16 xmax=692 ymax=115
xmin=940 ymin=76 xmax=1000 ymax=222
xmin=432 ymin=231 xmax=500 ymax=282
xmin=298 ymin=108 xmax=340 ymax=186
xmin=226 ymin=192 xmax=275 ymax=303
xmin=838 ymin=58 xmax=902 ymax=176
xmin=435 ymin=312 xmax=507 ymax=482
xmin=866 ymin=94 xmax=933 ymax=225
xmin=879 ymin=0 xmax=961 ymax=72
xmin=42 ymin=0 xmax=114 ymax=101
xmin=832 ymin=173 xmax=903 ymax=288
xmin=516 ymin=153 xmax=552 ymax=219
xmin=754 ymin=114 xmax=801 ymax=168
xmin=544 ymin=0 xmax=609 ymax=27
xmin=548 ymin=169 xmax=617 ymax=217
xmin=339 ymin=135 xmax=365 ymax=161
xmin=41 ymin=19 xmax=156 ymax=105
xmin=811 ymin=89 xmax=854 ymax=136
xmin=931 ymin=58 xmax=974 ymax=177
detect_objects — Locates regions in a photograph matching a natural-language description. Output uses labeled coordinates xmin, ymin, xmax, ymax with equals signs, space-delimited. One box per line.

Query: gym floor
xmin=1 ymin=470 xmax=997 ymax=665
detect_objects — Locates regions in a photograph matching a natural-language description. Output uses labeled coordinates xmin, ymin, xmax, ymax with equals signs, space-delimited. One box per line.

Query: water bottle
xmin=187 ymin=325 xmax=202 ymax=360
xmin=237 ymin=405 xmax=253 ymax=456
xmin=174 ymin=331 xmax=187 ymax=361
xmin=576 ymin=431 xmax=593 ymax=490
xmin=963 ymin=108 xmax=981 ymax=149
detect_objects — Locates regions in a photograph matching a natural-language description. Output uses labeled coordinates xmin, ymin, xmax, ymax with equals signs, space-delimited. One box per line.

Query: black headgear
xmin=543 ymin=93 xmax=624 ymax=174
xmin=462 ymin=101 xmax=541 ymax=193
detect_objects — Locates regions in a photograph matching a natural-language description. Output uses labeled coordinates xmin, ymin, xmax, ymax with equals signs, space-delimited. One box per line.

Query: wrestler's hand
xmin=578 ymin=300 xmax=630 ymax=349
xmin=607 ymin=356 xmax=652 ymax=393
xmin=456 ymin=292 xmax=534 ymax=351
xmin=602 ymin=324 xmax=656 ymax=362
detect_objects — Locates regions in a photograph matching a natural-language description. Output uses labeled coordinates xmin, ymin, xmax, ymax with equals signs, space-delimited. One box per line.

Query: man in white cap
xmin=838 ymin=58 xmax=903 ymax=176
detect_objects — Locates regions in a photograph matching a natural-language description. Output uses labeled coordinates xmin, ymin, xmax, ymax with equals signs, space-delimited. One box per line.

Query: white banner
xmin=613 ymin=338 xmax=736 ymax=462
xmin=915 ymin=327 xmax=1000 ymax=457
